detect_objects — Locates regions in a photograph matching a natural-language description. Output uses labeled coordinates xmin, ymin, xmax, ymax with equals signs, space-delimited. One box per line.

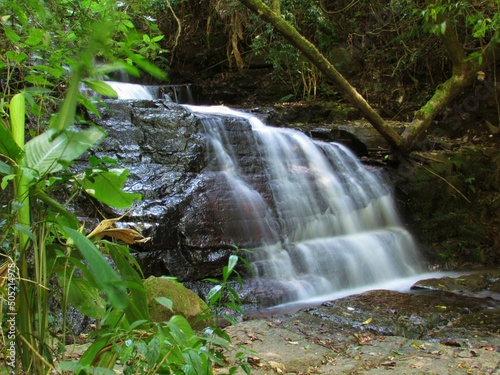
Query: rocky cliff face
xmin=80 ymin=100 xmax=285 ymax=281
xmin=81 ymin=100 xmax=210 ymax=279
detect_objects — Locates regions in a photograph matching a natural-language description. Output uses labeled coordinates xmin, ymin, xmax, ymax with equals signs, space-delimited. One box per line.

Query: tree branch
xmin=239 ymin=0 xmax=406 ymax=152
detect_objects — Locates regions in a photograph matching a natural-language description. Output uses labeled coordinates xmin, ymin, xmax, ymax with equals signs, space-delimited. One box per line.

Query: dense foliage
xmin=0 ymin=0 xmax=498 ymax=373
xmin=0 ymin=1 xmax=249 ymax=374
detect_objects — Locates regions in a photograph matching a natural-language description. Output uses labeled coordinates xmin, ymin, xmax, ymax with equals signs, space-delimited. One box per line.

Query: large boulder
xmin=143 ymin=276 xmax=212 ymax=330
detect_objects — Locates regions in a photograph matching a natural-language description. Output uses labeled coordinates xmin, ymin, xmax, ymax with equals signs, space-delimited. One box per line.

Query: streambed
xmin=223 ymin=270 xmax=500 ymax=374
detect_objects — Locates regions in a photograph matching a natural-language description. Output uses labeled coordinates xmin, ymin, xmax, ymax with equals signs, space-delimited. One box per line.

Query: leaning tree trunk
xmin=402 ymin=16 xmax=500 ymax=149
xmin=239 ymin=0 xmax=406 ymax=152
xmin=239 ymin=0 xmax=500 ymax=153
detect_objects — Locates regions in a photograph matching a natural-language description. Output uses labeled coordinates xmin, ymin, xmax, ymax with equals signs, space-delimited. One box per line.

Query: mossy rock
xmin=143 ymin=276 xmax=213 ymax=330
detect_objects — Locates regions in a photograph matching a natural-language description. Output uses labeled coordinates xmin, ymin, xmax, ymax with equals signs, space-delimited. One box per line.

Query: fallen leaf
xmin=268 ymin=361 xmax=286 ymax=373
xmin=288 ymin=341 xmax=299 ymax=345
xmin=248 ymin=356 xmax=262 ymax=367
xmin=362 ymin=317 xmax=373 ymax=325
xmin=381 ymin=361 xmax=396 ymax=367
xmin=411 ymin=362 xmax=425 ymax=369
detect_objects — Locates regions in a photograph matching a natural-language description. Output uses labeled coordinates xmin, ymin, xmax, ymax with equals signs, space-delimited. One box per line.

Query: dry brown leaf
xmin=96 ymin=228 xmax=150 ymax=244
xmin=86 ymin=214 xmax=150 ymax=244
xmin=268 ymin=361 xmax=286 ymax=373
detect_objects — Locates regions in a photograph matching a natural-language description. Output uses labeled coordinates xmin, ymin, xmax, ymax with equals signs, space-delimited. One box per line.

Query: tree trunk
xmin=239 ymin=0 xmax=406 ymax=152
xmin=239 ymin=0 xmax=499 ymax=153
xmin=402 ymin=27 xmax=499 ymax=149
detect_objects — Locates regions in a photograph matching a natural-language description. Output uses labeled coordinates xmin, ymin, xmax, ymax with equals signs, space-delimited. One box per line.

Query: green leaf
xmin=63 ymin=226 xmax=128 ymax=310
xmin=2 ymin=174 xmax=16 ymax=189
xmin=31 ymin=64 xmax=65 ymax=78
xmin=6 ymin=51 xmax=27 ymax=63
xmin=106 ymin=241 xmax=150 ymax=322
xmin=206 ymin=285 xmax=222 ymax=304
xmin=227 ymin=254 xmax=238 ymax=274
xmin=0 ymin=162 xmax=12 ymax=176
xmin=9 ymin=93 xmax=26 ymax=151
xmin=83 ymin=79 xmax=118 ymax=98
xmin=0 ymin=121 xmax=24 ymax=161
xmin=152 ymin=35 xmax=164 ymax=42
xmin=4 ymin=27 xmax=20 ymax=43
xmin=25 ymin=127 xmax=105 ymax=176
xmin=126 ymin=52 xmax=167 ymax=80
xmin=59 ymin=273 xmax=106 ymax=318
xmin=25 ymin=28 xmax=44 ymax=46
xmin=146 ymin=337 xmax=161 ymax=366
xmin=50 ymin=66 xmax=83 ymax=131
xmin=169 ymin=315 xmax=195 ymax=340
xmin=155 ymin=297 xmax=173 ymax=312
xmin=83 ymin=169 xmax=141 ymax=208
xmin=122 ymin=20 xmax=135 ymax=28
xmin=24 ymin=74 xmax=54 ymax=86
xmin=33 ymin=188 xmax=79 ymax=228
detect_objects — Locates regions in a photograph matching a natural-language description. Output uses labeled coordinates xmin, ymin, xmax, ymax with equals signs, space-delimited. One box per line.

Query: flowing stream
xmin=183 ymin=105 xmax=424 ymax=305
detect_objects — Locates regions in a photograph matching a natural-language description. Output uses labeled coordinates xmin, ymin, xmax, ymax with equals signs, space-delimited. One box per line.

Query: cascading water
xmin=95 ymin=81 xmax=194 ymax=103
xmin=184 ymin=105 xmax=423 ymax=306
xmin=103 ymin=83 xmax=424 ymax=306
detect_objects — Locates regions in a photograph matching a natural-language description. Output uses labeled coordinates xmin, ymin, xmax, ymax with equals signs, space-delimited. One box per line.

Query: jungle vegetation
xmin=0 ymin=0 xmax=498 ymax=373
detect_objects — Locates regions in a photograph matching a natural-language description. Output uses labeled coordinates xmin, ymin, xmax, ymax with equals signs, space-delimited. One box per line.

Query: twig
xmin=415 ymin=161 xmax=471 ymax=203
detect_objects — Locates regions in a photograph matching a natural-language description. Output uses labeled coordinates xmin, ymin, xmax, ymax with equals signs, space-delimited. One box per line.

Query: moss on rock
xmin=143 ymin=276 xmax=213 ymax=330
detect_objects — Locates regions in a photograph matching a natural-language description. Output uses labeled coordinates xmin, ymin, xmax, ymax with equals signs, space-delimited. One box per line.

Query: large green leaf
xmin=83 ymin=79 xmax=118 ymax=98
xmin=106 ymin=241 xmax=150 ymax=322
xmin=25 ymin=127 xmax=105 ymax=176
xmin=58 ymin=272 xmax=106 ymax=318
xmin=126 ymin=52 xmax=167 ymax=80
xmin=9 ymin=93 xmax=25 ymax=153
xmin=84 ymin=169 xmax=141 ymax=208
xmin=63 ymin=226 xmax=128 ymax=310
xmin=0 ymin=121 xmax=23 ymax=161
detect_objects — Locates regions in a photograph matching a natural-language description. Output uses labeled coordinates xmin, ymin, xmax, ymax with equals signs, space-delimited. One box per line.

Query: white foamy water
xmin=185 ymin=105 xmax=425 ymax=306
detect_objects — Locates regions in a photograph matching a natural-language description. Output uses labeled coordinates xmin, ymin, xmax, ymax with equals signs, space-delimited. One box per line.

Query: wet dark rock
xmin=285 ymin=289 xmax=496 ymax=340
xmin=411 ymin=270 xmax=500 ymax=302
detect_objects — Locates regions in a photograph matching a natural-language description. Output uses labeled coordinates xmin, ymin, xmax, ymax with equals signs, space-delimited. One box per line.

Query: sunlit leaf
xmin=126 ymin=52 xmax=167 ymax=80
xmin=25 ymin=127 xmax=105 ymax=176
xmin=4 ymin=27 xmax=20 ymax=43
xmin=25 ymin=28 xmax=44 ymax=46
xmin=83 ymin=79 xmax=118 ymax=98
xmin=6 ymin=51 xmax=27 ymax=63
xmin=362 ymin=317 xmax=373 ymax=325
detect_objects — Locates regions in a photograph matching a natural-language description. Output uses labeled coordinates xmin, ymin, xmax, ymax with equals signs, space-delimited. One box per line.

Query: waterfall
xmin=184 ymin=105 xmax=423 ymax=305
xmin=94 ymin=81 xmax=195 ymax=103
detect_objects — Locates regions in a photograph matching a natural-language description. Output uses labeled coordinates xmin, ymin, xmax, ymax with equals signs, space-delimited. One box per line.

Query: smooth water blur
xmin=185 ymin=105 xmax=424 ymax=305
xmin=103 ymin=81 xmax=156 ymax=100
